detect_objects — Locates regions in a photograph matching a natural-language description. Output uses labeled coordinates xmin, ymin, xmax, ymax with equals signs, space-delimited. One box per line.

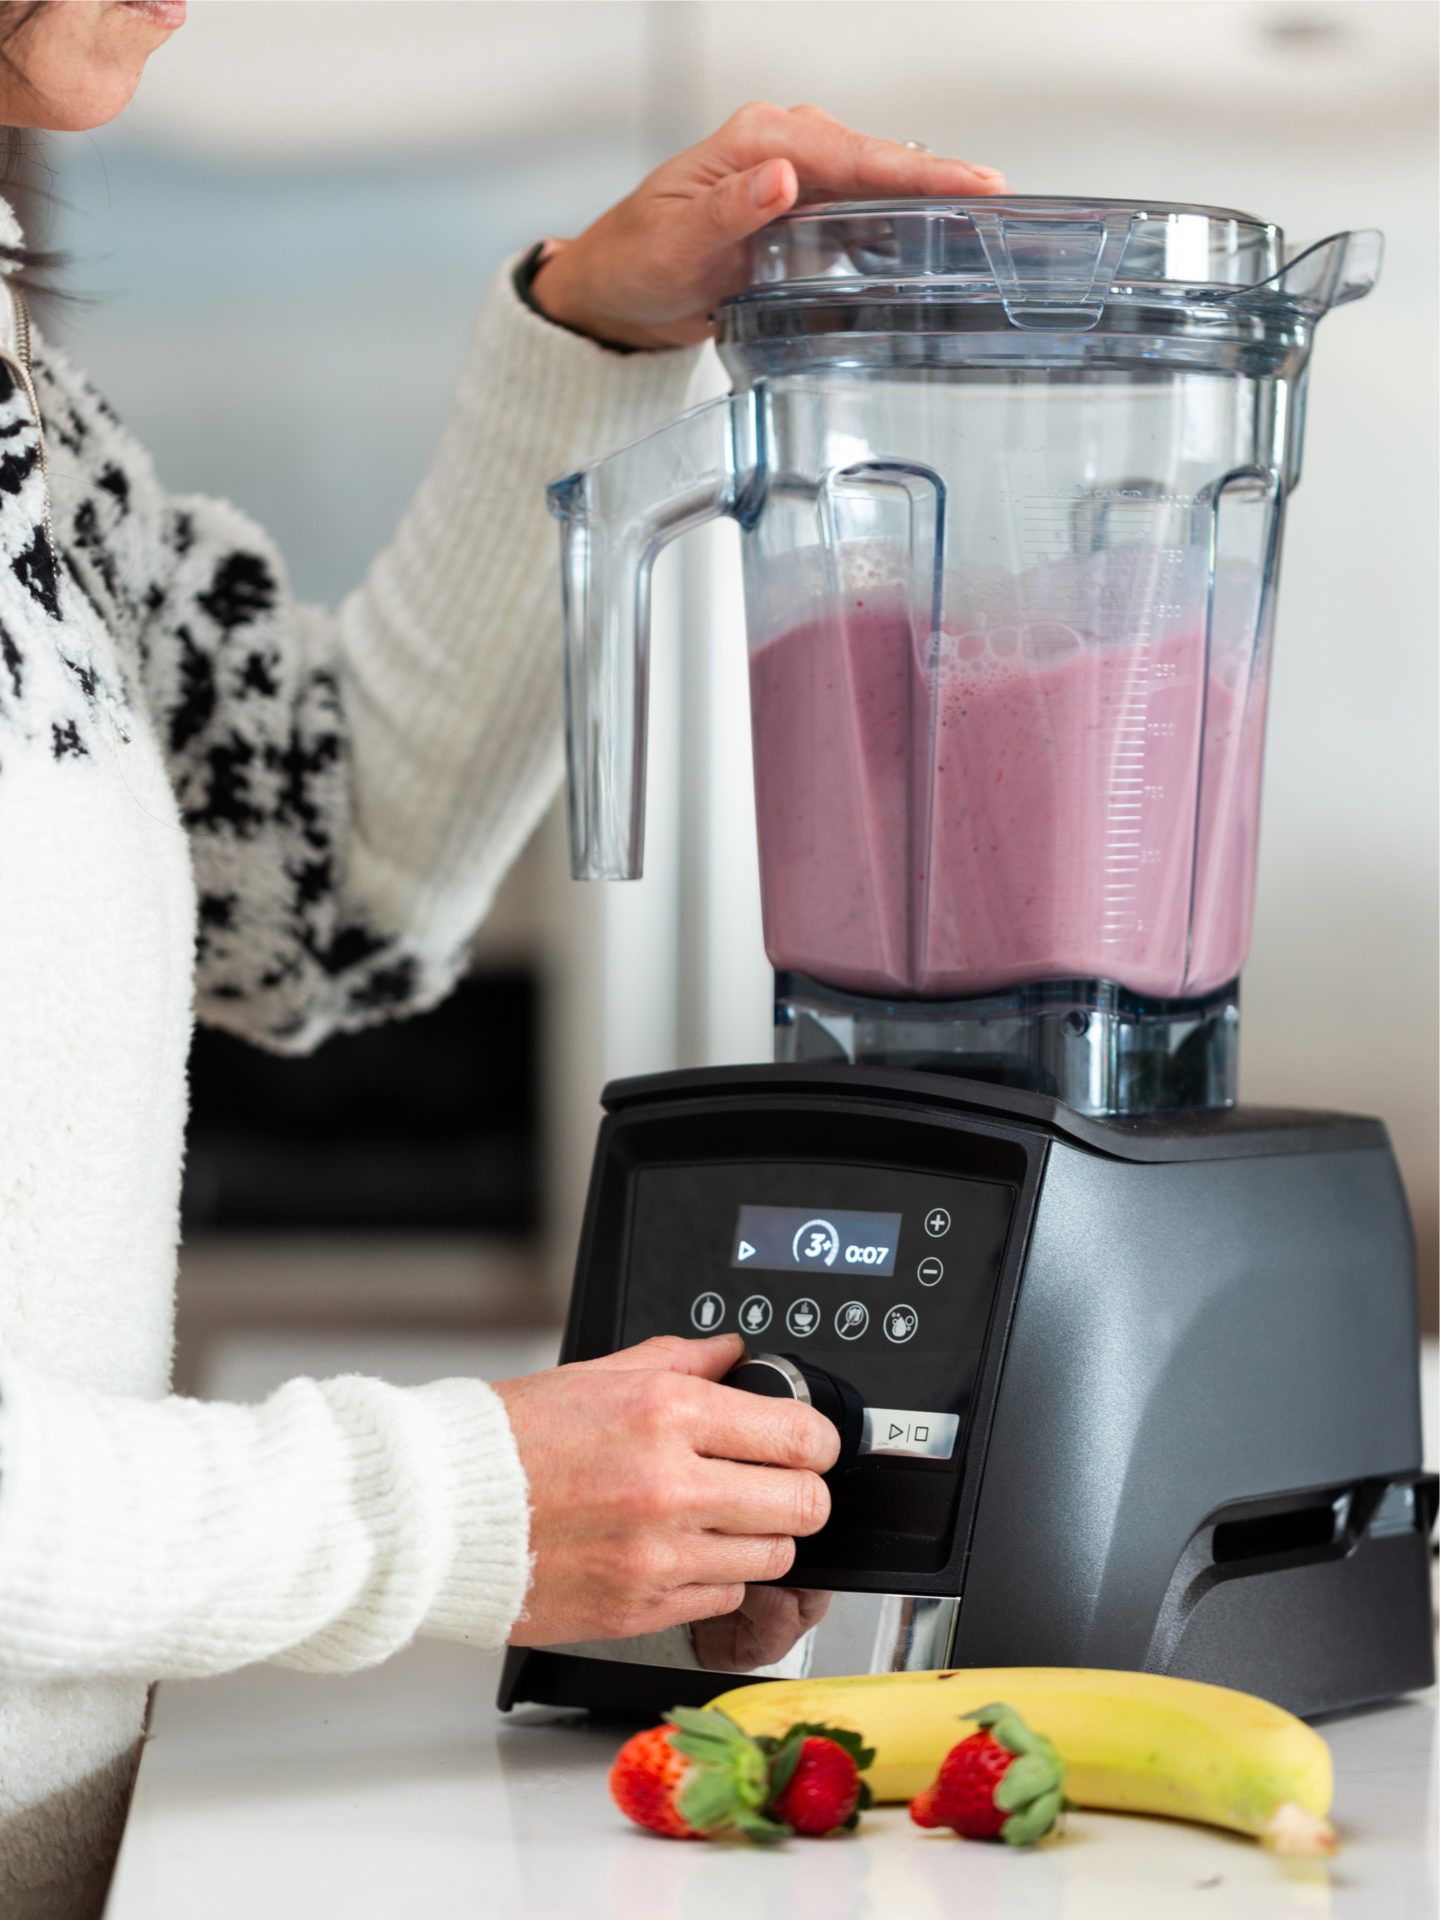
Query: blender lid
xmin=730 ymin=197 xmax=1380 ymax=331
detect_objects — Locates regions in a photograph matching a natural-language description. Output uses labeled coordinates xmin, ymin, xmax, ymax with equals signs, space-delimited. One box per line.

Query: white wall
xmin=58 ymin=0 xmax=1436 ymax=1302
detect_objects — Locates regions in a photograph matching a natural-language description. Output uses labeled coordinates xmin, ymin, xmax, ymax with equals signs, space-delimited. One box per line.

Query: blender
xmin=499 ymin=199 xmax=1435 ymax=1720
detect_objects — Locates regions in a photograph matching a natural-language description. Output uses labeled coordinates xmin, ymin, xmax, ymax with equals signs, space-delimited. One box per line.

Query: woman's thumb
xmin=701 ymin=157 xmax=798 ymax=247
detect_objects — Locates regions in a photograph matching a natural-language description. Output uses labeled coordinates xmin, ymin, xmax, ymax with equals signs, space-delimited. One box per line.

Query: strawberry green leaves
xmin=963 ymin=1702 xmax=1069 ymax=1846
xmin=651 ymin=1707 xmax=875 ymax=1843
xmin=665 ymin=1707 xmax=787 ymax=1839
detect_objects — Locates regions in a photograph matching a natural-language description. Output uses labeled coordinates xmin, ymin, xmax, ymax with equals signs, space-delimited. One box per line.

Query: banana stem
xmin=1259 ymin=1802 xmax=1339 ymax=1856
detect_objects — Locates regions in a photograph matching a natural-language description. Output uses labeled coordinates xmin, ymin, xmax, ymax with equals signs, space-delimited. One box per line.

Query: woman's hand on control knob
xmin=494 ymin=1333 xmax=839 ymax=1647
xmin=529 ymin=101 xmax=1005 ymax=350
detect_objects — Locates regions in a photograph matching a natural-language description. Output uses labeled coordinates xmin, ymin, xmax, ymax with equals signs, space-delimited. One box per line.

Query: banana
xmin=707 ymin=1667 xmax=1337 ymax=1853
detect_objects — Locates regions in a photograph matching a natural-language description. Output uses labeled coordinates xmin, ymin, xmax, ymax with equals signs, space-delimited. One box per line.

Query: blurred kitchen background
xmin=24 ymin=0 xmax=1437 ymax=1402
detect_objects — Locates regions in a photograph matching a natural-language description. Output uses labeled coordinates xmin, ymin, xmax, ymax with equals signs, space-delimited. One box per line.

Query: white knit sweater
xmin=0 ymin=231 xmax=699 ymax=1909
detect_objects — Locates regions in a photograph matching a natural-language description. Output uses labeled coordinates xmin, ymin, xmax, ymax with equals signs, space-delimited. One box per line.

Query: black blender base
xmin=510 ymin=1065 xmax=1434 ymax=1726
xmin=1158 ymin=1518 xmax=1436 ymax=1717
xmin=499 ymin=1493 xmax=1437 ymax=1721
xmin=497 ymin=1647 xmax=757 ymax=1719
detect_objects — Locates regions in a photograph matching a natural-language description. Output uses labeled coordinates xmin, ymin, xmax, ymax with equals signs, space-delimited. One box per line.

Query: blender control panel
xmin=621 ymin=1160 xmax=1015 ymax=1567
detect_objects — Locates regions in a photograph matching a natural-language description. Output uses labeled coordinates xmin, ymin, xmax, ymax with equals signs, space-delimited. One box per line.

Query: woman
xmin=0 ymin=1 xmax=1003 ymax=1907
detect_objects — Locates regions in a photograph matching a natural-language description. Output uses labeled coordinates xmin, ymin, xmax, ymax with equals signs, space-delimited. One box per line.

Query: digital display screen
xmin=731 ymin=1204 xmax=903 ymax=1278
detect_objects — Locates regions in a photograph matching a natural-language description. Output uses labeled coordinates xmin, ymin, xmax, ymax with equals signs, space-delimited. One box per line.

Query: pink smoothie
xmin=749 ymin=600 xmax=1266 ymax=1000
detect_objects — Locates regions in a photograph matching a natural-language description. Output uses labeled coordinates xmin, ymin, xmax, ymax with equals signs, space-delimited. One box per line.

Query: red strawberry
xmin=769 ymin=1737 xmax=861 ymax=1835
xmin=911 ymin=1730 xmax=1013 ymax=1838
xmin=909 ymin=1703 xmax=1067 ymax=1846
xmin=609 ymin=1725 xmax=703 ymax=1839
xmin=609 ymin=1708 xmax=786 ymax=1841
xmin=763 ymin=1721 xmax=876 ymax=1837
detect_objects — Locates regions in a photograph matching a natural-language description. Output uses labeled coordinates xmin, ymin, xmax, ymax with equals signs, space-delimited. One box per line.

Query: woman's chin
xmin=32 ymin=73 xmax=149 ymax=134
xmin=6 ymin=0 xmax=187 ymax=133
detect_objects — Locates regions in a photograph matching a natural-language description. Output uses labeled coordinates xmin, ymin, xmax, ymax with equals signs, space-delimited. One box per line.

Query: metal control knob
xmin=723 ymin=1352 xmax=864 ymax=1472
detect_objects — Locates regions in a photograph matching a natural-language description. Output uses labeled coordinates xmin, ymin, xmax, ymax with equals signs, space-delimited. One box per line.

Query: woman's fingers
xmin=528 ymin=100 xmax=1004 ymax=349
xmin=707 ymin=100 xmax=1004 ymax=200
xmin=582 ymin=1331 xmax=744 ymax=1380
xmin=686 ymin=124 xmax=995 ymax=266
xmin=681 ymin=1457 xmax=832 ymax=1539
xmin=689 ymin=1375 xmax=840 ymax=1474
xmin=664 ymin=1528 xmax=800 ymax=1589
xmin=656 ymin=1583 xmax=751 ymax=1629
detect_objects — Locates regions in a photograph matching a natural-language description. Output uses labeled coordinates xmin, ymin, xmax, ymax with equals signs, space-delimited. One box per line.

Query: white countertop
xmin=105 ymin=1636 xmax=1436 ymax=1919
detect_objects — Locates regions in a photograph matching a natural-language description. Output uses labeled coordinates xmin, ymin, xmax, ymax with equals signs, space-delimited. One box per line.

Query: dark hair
xmin=0 ymin=3 xmax=67 ymax=301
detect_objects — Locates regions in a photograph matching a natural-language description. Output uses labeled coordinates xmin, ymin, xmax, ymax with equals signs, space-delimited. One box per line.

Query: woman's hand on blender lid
xmin=528 ymin=100 xmax=1005 ymax=351
xmin=494 ymin=1332 xmax=839 ymax=1648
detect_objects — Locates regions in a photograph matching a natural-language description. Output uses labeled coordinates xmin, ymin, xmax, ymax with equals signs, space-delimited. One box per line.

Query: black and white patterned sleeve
xmin=139 ymin=494 xmax=451 ymax=1049
xmin=32 ymin=347 xmax=462 ymax=1052
xmin=30 ymin=272 xmax=701 ymax=1053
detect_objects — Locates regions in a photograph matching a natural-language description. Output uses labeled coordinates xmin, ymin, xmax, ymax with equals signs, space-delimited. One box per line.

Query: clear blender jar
xmin=551 ymin=199 xmax=1379 ymax=1114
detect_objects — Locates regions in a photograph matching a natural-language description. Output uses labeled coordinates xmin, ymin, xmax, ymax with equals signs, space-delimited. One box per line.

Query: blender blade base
xmin=774 ymin=972 xmax=1240 ymax=1118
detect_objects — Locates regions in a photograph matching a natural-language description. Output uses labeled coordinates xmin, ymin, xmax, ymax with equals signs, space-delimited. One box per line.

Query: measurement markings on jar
xmin=1103 ymin=633 xmax=1151 ymax=947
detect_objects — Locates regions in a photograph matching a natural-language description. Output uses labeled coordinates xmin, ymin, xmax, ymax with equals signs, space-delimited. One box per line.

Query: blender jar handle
xmin=547 ymin=391 xmax=764 ymax=880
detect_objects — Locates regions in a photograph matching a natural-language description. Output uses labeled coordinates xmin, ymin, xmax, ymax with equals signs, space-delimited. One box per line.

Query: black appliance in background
xmin=181 ymin=971 xmax=539 ymax=1231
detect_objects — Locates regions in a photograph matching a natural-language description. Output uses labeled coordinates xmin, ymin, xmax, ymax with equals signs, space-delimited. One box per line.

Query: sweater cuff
xmin=512 ymin=240 xmax=640 ymax=356
xmin=454 ymin=247 xmax=705 ymax=476
xmin=0 ymin=1361 xmax=533 ymax=1680
xmin=412 ymin=1377 xmax=532 ymax=1646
